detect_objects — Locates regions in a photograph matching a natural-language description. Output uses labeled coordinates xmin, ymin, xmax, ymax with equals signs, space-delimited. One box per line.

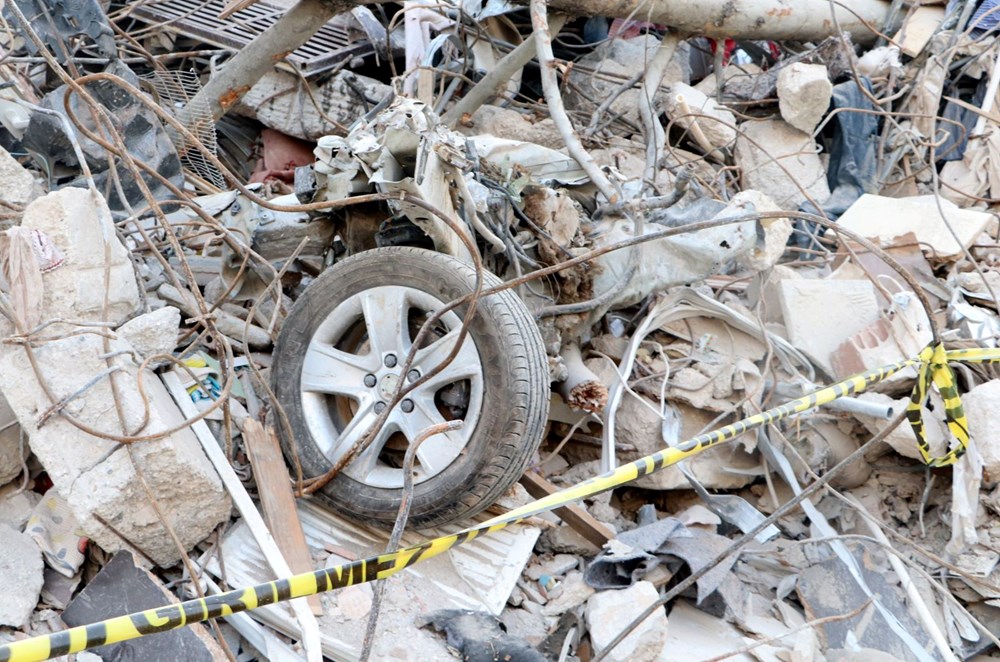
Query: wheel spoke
xmin=324 ymin=401 xmax=386 ymax=469
xmin=302 ymin=343 xmax=377 ymax=398
xmin=400 ymin=396 xmax=467 ymax=475
xmin=361 ymin=287 xmax=411 ymax=358
xmin=412 ymin=328 xmax=481 ymax=393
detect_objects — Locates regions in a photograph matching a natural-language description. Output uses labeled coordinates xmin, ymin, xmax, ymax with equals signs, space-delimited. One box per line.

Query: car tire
xmin=271 ymin=246 xmax=549 ymax=528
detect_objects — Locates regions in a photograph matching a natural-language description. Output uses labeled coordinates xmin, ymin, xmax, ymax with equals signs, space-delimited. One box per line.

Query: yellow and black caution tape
xmin=2 ymin=343 xmax=1000 ymax=662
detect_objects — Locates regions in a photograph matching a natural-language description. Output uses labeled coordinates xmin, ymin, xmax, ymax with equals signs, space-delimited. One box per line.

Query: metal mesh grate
xmin=129 ymin=0 xmax=371 ymax=76
xmin=141 ymin=69 xmax=226 ymax=188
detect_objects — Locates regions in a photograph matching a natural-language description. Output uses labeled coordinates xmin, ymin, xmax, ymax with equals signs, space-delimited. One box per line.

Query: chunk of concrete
xmin=836 ymin=194 xmax=992 ymax=261
xmin=0 ymin=189 xmax=230 ymax=567
xmin=587 ymin=581 xmax=669 ymax=662
xmin=958 ymin=380 xmax=1000 ymax=487
xmin=62 ymin=551 xmax=227 ymax=661
xmin=830 ymin=291 xmax=931 ymax=380
xmin=238 ymin=70 xmax=391 ymax=141
xmin=0 ymin=524 xmax=43 ymax=627
xmin=19 ymin=188 xmax=140 ymax=324
xmin=116 ymin=306 xmax=181 ymax=362
xmin=734 ymin=119 xmax=831 ymax=211
xmin=567 ymin=35 xmax=687 ymax=127
xmin=728 ymin=190 xmax=793 ymax=271
xmin=662 ymin=82 xmax=737 ymax=149
xmin=0 ymin=393 xmax=27 ymax=487
xmin=542 ymin=571 xmax=594 ymax=616
xmin=0 ymin=487 xmax=40 ymax=531
xmin=0 ymin=146 xmax=41 ymax=209
xmin=776 ymin=63 xmax=832 ymax=134
xmin=777 ymin=279 xmax=880 ymax=375
xmin=613 ymin=391 xmax=757 ymax=490
xmin=854 ymin=392 xmax=948 ymax=462
xmin=455 ymin=105 xmax=563 ymax=151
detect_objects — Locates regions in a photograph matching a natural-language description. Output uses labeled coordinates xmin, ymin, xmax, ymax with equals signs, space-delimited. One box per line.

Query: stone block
xmin=836 ymin=194 xmax=992 ymax=260
xmin=958 ymin=380 xmax=1000 ymax=487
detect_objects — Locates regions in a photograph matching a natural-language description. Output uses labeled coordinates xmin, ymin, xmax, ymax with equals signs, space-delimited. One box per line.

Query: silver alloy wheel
xmin=299 ymin=285 xmax=484 ymax=489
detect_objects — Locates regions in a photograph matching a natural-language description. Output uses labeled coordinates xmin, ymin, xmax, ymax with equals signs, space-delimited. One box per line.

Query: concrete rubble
xmin=2 ymin=1 xmax=1000 ymax=661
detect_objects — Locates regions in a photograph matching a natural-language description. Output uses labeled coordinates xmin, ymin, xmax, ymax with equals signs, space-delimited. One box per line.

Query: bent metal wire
xmin=1 ymin=343 xmax=996 ymax=662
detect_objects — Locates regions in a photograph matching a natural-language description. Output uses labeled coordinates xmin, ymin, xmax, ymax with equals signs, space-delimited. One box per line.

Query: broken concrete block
xmin=455 ymin=105 xmax=563 ymax=151
xmin=116 ymin=306 xmax=181 ymax=361
xmin=727 ymin=190 xmax=793 ymax=271
xmin=0 ymin=190 xmax=230 ymax=567
xmin=568 ymin=35 xmax=686 ymax=126
xmin=0 ymin=524 xmax=43 ymax=627
xmin=19 ymin=188 xmax=140 ymax=325
xmin=958 ymin=380 xmax=1000 ymax=487
xmin=830 ymin=291 xmax=932 ymax=380
xmin=776 ymin=63 xmax=832 ymax=134
xmin=836 ymin=194 xmax=992 ymax=261
xmin=893 ymin=5 xmax=946 ymax=57
xmin=777 ymin=279 xmax=880 ymax=375
xmin=0 ymin=487 xmax=40 ymax=531
xmin=0 ymin=393 xmax=26 ymax=487
xmin=1 ymin=332 xmax=231 ymax=566
xmin=237 ymin=70 xmax=391 ymax=141
xmin=586 ymin=581 xmax=669 ymax=662
xmin=0 ymin=146 xmax=41 ymax=209
xmin=62 ymin=551 xmax=227 ymax=661
xmin=854 ymin=392 xmax=948 ymax=462
xmin=612 ymin=392 xmax=757 ymax=490
xmin=542 ymin=571 xmax=594 ymax=616
xmin=662 ymin=82 xmax=737 ymax=149
xmin=734 ymin=119 xmax=831 ymax=210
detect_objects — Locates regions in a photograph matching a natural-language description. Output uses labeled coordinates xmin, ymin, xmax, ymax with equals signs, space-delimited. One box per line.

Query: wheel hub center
xmin=378 ymin=373 xmax=400 ymax=399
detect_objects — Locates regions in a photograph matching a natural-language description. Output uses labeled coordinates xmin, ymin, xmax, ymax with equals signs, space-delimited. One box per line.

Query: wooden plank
xmin=162 ymin=373 xmax=323 ymax=660
xmin=519 ymin=472 xmax=614 ymax=549
xmin=243 ymin=420 xmax=323 ymax=616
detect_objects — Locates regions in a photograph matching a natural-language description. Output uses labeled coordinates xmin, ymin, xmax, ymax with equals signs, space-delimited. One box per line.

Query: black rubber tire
xmin=271 ymin=246 xmax=549 ymax=528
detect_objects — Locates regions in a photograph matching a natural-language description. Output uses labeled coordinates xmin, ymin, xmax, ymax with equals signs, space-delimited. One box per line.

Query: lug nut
xmin=384 ymin=354 xmax=397 ymax=368
xmin=401 ymin=399 xmax=414 ymax=413
xmin=374 ymin=402 xmax=386 ymax=414
xmin=364 ymin=374 xmax=377 ymax=387
xmin=407 ymin=369 xmax=420 ymax=383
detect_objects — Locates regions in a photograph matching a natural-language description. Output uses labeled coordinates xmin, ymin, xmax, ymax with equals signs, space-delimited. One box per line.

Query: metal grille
xmin=129 ymin=0 xmax=371 ymax=76
xmin=141 ymin=69 xmax=226 ymax=188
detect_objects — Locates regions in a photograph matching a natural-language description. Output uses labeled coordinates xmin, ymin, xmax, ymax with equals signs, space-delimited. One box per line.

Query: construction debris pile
xmin=3 ymin=0 xmax=1000 ymax=660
